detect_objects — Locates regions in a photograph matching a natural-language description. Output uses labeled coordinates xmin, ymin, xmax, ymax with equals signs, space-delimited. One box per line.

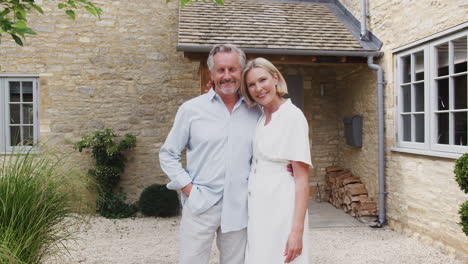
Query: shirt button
xmin=248 ymin=191 xmax=251 ymax=196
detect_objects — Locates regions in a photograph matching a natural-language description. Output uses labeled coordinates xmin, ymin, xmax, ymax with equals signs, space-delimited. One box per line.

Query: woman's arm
xmin=284 ymin=160 xmax=310 ymax=263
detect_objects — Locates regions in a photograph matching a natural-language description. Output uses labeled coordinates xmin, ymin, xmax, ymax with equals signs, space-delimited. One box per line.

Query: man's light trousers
xmin=180 ymin=199 xmax=247 ymax=264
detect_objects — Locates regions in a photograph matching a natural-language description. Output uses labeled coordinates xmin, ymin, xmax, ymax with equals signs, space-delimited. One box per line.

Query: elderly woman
xmin=241 ymin=58 xmax=312 ymax=264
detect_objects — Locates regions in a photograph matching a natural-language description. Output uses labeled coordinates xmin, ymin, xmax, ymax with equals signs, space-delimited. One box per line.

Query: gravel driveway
xmin=44 ymin=202 xmax=463 ymax=264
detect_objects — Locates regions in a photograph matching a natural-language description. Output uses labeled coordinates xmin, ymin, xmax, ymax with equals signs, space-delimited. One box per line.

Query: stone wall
xmin=0 ymin=0 xmax=200 ymax=200
xmin=335 ymin=65 xmax=379 ymax=199
xmin=336 ymin=0 xmax=468 ymax=260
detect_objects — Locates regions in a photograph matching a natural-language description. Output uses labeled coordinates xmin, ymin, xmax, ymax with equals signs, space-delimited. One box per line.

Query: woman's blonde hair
xmin=240 ymin=57 xmax=288 ymax=107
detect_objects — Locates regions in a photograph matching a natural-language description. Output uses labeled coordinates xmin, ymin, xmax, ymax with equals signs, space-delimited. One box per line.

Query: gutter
xmin=367 ymin=56 xmax=386 ymax=227
xmin=177 ymin=45 xmax=383 ymax=57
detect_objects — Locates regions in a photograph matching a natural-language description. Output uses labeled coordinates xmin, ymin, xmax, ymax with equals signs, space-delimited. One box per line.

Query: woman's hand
xmin=284 ymin=231 xmax=303 ymax=263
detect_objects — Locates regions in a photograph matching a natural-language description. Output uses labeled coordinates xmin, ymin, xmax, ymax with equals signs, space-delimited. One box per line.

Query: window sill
xmin=390 ymin=147 xmax=462 ymax=159
xmin=0 ymin=147 xmax=40 ymax=156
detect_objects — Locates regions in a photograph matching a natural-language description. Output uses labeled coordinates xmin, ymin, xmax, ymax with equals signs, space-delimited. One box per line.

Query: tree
xmin=0 ymin=0 xmax=102 ymax=46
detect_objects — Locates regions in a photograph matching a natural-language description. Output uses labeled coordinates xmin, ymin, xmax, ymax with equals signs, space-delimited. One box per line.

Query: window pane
xmin=402 ymin=55 xmax=411 ymax=83
xmin=454 ymin=112 xmax=467 ymax=146
xmin=415 ymin=83 xmax=424 ymax=112
xmin=9 ymin=104 xmax=20 ymax=124
xmin=23 ymin=126 xmax=34 ymax=146
xmin=415 ymin=114 xmax=424 ymax=143
xmin=22 ymin=104 xmax=34 ymax=124
xmin=454 ymin=37 xmax=467 ymax=74
xmin=415 ymin=51 xmax=424 ymax=81
xmin=402 ymin=85 xmax=411 ymax=112
xmin=402 ymin=115 xmax=411 ymax=141
xmin=10 ymin=126 xmax=21 ymax=146
xmin=22 ymin=82 xmax=33 ymax=102
xmin=454 ymin=74 xmax=467 ymax=109
xmin=437 ymin=78 xmax=449 ymax=110
xmin=436 ymin=42 xmax=449 ymax=76
xmin=9 ymin=82 xmax=20 ymax=102
xmin=437 ymin=113 xmax=449 ymax=144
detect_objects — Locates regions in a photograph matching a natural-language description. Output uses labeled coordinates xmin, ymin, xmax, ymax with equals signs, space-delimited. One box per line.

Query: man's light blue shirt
xmin=159 ymin=89 xmax=261 ymax=233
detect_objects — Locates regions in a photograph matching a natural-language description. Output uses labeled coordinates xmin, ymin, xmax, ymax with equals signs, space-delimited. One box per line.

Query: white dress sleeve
xmin=259 ymin=103 xmax=313 ymax=167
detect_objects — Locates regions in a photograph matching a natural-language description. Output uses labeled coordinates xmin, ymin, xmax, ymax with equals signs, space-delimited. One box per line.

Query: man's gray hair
xmin=207 ymin=44 xmax=246 ymax=73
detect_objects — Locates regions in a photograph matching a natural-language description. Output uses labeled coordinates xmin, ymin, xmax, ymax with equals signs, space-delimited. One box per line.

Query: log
xmin=343 ymin=195 xmax=352 ymax=205
xmin=326 ymin=167 xmax=342 ymax=173
xmin=345 ymin=183 xmax=368 ymax=196
xmin=351 ymin=195 xmax=368 ymax=202
xmin=358 ymin=209 xmax=378 ymax=216
xmin=342 ymin=176 xmax=362 ymax=186
xmin=336 ymin=172 xmax=353 ymax=186
xmin=359 ymin=201 xmax=377 ymax=210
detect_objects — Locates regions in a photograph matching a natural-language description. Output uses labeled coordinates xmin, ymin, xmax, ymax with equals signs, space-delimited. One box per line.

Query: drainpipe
xmin=367 ymin=56 xmax=385 ymax=227
xmin=360 ymin=0 xmax=369 ymax=40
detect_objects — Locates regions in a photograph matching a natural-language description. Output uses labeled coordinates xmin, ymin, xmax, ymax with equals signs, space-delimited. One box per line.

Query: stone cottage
xmin=0 ymin=0 xmax=466 ymax=261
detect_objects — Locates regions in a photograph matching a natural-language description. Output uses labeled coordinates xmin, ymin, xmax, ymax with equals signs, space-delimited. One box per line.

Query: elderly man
xmin=159 ymin=44 xmax=261 ymax=264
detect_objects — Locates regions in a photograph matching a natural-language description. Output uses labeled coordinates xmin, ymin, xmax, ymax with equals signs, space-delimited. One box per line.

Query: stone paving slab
xmin=309 ymin=201 xmax=364 ymax=228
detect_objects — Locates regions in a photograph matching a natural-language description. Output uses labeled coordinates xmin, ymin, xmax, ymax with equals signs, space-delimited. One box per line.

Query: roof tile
xmin=178 ymin=0 xmax=368 ymax=52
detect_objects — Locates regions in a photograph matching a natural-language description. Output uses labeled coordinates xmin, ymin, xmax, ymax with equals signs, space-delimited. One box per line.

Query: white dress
xmin=245 ymin=99 xmax=312 ymax=264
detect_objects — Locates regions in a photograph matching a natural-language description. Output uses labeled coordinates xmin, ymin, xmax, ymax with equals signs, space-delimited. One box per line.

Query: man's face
xmin=210 ymin=52 xmax=242 ymax=96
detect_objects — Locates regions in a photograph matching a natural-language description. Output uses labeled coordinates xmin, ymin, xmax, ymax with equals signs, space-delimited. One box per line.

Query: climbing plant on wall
xmin=75 ymin=128 xmax=137 ymax=219
xmin=454 ymin=153 xmax=468 ymax=235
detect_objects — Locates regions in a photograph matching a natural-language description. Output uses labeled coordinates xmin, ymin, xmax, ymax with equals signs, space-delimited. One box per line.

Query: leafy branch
xmin=0 ymin=0 xmax=102 ymax=46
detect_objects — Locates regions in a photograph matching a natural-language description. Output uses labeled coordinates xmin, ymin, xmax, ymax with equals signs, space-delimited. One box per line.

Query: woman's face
xmin=245 ymin=67 xmax=279 ymax=107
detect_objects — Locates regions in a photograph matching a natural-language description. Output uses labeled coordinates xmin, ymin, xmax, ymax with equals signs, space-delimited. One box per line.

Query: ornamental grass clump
xmin=454 ymin=153 xmax=468 ymax=235
xmin=0 ymin=149 xmax=88 ymax=263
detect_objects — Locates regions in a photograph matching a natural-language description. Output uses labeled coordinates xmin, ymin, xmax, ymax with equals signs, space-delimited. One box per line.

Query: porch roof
xmin=177 ymin=0 xmax=382 ymax=56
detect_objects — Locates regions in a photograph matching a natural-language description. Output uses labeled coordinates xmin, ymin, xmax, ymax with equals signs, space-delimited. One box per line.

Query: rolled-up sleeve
xmin=159 ymin=104 xmax=192 ymax=190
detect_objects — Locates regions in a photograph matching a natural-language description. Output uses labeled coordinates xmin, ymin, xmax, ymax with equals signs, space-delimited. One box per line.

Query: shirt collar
xmin=208 ymin=88 xmax=245 ymax=103
xmin=208 ymin=88 xmax=217 ymax=101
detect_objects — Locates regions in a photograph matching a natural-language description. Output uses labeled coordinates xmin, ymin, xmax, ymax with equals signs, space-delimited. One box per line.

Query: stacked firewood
xmin=325 ymin=167 xmax=378 ymax=222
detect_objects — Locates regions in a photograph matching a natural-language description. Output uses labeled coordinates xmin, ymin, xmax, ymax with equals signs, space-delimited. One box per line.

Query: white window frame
xmin=395 ymin=45 xmax=430 ymax=150
xmin=0 ymin=76 xmax=40 ymax=154
xmin=394 ymin=26 xmax=468 ymax=156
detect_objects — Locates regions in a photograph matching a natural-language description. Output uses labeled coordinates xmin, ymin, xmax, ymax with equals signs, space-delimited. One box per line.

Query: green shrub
xmin=98 ymin=193 xmax=138 ymax=219
xmin=75 ymin=129 xmax=137 ymax=219
xmin=138 ymin=184 xmax=180 ymax=217
xmin=455 ymin=153 xmax=468 ymax=236
xmin=454 ymin=153 xmax=468 ymax=194
xmin=460 ymin=201 xmax=468 ymax=236
xmin=0 ymin=149 xmax=87 ymax=263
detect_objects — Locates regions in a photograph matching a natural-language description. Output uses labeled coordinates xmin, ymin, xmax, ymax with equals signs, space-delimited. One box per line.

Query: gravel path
xmin=44 ymin=216 xmax=462 ymax=264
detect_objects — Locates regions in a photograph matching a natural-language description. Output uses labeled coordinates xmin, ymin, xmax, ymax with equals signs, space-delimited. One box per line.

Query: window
xmin=0 ymin=77 xmax=39 ymax=153
xmin=395 ymin=27 xmax=468 ymax=154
